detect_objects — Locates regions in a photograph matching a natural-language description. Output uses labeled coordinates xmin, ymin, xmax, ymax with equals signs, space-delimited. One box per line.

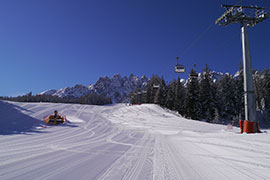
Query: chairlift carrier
xmin=190 ymin=64 xmax=198 ymax=78
xmin=174 ymin=57 xmax=186 ymax=73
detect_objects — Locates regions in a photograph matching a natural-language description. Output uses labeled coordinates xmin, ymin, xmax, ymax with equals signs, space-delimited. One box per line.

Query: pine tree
xmin=234 ymin=64 xmax=245 ymax=120
xmin=185 ymin=69 xmax=200 ymax=120
xmin=199 ymin=64 xmax=216 ymax=122
xmin=165 ymin=80 xmax=176 ymax=110
xmin=217 ymin=73 xmax=237 ymax=121
xmin=174 ymin=77 xmax=186 ymax=116
xmin=130 ymin=88 xmax=144 ymax=104
xmin=262 ymin=69 xmax=270 ymax=124
xmin=254 ymin=70 xmax=264 ymax=111
xmin=130 ymin=93 xmax=136 ymax=104
xmin=154 ymin=77 xmax=166 ymax=106
xmin=146 ymin=84 xmax=153 ymax=103
xmin=146 ymin=75 xmax=161 ymax=103
xmin=213 ymin=108 xmax=220 ymax=124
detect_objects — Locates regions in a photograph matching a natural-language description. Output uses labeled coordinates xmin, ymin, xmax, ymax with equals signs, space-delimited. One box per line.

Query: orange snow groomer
xmin=44 ymin=110 xmax=66 ymax=125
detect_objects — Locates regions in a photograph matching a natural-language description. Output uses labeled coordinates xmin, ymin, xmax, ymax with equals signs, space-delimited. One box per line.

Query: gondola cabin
xmin=174 ymin=64 xmax=186 ymax=73
xmin=189 ymin=68 xmax=198 ymax=78
xmin=190 ymin=71 xmax=198 ymax=78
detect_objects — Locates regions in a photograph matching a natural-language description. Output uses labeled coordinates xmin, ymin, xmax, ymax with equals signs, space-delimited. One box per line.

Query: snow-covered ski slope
xmin=0 ymin=100 xmax=270 ymax=180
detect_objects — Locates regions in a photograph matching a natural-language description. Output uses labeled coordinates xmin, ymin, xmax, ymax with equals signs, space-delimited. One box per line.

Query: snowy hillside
xmin=1 ymin=100 xmax=270 ymax=180
xmin=40 ymin=74 xmax=148 ymax=103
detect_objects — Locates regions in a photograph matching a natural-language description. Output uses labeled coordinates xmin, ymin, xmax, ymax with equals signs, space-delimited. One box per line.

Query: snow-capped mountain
xmin=40 ymin=89 xmax=57 ymax=96
xmin=182 ymin=71 xmax=224 ymax=85
xmin=40 ymin=84 xmax=94 ymax=98
xmin=39 ymin=71 xmax=226 ymax=102
xmin=39 ymin=74 xmax=149 ymax=103
xmin=209 ymin=71 xmax=224 ymax=82
xmin=94 ymin=74 xmax=148 ymax=103
xmin=54 ymin=84 xmax=94 ymax=98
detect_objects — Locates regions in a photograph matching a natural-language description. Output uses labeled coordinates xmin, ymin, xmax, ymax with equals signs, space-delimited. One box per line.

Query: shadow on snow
xmin=0 ymin=101 xmax=77 ymax=135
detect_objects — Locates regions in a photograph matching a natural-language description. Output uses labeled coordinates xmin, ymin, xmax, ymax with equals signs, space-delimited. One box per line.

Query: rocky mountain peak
xmin=39 ymin=74 xmax=149 ymax=103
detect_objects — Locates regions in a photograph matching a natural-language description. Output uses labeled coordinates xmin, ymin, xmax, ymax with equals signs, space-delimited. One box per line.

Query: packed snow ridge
xmin=0 ymin=100 xmax=270 ymax=180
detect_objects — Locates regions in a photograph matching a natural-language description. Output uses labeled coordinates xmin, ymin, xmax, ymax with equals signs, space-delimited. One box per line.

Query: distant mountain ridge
xmin=40 ymin=74 xmax=149 ymax=103
xmin=39 ymin=71 xmax=228 ymax=103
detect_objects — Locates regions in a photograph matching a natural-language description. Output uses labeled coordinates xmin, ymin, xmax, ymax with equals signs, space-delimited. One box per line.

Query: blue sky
xmin=1 ymin=0 xmax=270 ymax=96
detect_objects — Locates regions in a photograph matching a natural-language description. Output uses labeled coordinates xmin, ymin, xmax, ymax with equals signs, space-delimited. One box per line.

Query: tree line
xmin=130 ymin=65 xmax=270 ymax=127
xmin=0 ymin=92 xmax=112 ymax=105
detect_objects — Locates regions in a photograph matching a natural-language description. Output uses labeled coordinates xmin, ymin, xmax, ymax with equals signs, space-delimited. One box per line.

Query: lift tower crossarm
xmin=215 ymin=7 xmax=234 ymax=25
xmin=222 ymin=4 xmax=265 ymax=10
xmin=216 ymin=4 xmax=269 ymax=27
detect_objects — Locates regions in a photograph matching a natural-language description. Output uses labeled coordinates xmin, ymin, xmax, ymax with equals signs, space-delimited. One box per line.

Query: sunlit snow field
xmin=0 ymin=100 xmax=270 ymax=180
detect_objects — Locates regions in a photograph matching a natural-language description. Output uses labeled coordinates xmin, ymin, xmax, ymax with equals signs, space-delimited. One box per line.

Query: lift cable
xmin=179 ymin=23 xmax=215 ymax=58
xmin=204 ymin=31 xmax=240 ymax=60
xmin=178 ymin=0 xmax=243 ymax=59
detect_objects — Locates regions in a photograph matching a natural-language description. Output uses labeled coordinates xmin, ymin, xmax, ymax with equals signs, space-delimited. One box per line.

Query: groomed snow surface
xmin=0 ymin=100 xmax=270 ymax=180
